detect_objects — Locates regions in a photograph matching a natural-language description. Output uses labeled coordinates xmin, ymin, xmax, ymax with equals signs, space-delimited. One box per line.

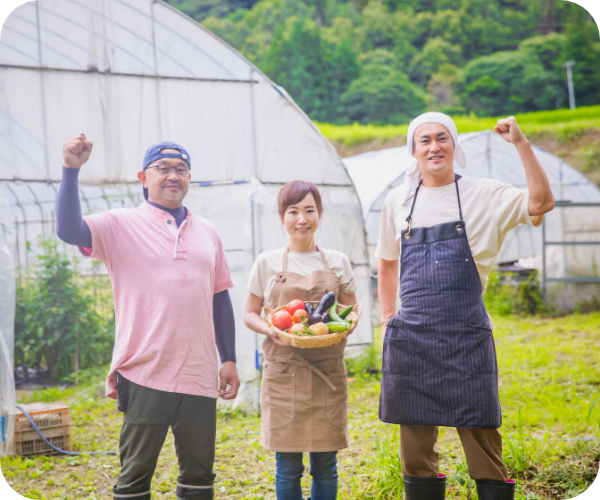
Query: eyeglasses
xmin=146 ymin=163 xmax=190 ymax=176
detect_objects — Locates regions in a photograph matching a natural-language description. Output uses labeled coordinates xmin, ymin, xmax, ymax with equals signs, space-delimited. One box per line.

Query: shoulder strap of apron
xmin=405 ymin=173 xmax=464 ymax=231
xmin=316 ymin=246 xmax=330 ymax=270
xmin=454 ymin=174 xmax=463 ymax=221
xmin=282 ymin=247 xmax=289 ymax=272
xmin=282 ymin=246 xmax=331 ymax=272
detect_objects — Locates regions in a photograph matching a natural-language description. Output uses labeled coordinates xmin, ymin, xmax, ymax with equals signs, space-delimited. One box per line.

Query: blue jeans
xmin=275 ymin=451 xmax=338 ymax=500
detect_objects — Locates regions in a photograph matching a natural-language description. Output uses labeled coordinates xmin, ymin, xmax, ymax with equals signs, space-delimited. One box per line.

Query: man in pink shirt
xmin=56 ymin=133 xmax=240 ymax=500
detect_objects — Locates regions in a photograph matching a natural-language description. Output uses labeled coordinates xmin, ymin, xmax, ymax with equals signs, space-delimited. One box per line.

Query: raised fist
xmin=63 ymin=133 xmax=93 ymax=169
xmin=494 ymin=116 xmax=527 ymax=145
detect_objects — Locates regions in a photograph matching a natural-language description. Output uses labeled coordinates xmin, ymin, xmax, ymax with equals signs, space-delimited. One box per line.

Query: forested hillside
xmin=167 ymin=0 xmax=600 ymax=124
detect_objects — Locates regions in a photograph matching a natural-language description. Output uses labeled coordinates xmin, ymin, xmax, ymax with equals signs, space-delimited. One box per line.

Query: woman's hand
xmin=265 ymin=326 xmax=290 ymax=346
xmin=244 ymin=292 xmax=289 ymax=346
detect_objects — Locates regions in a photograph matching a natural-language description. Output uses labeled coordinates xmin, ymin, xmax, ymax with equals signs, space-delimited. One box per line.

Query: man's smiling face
xmin=412 ymin=123 xmax=456 ymax=177
xmin=138 ymin=148 xmax=191 ymax=206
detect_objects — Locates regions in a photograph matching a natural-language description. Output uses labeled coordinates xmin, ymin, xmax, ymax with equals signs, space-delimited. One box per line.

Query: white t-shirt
xmin=247 ymin=247 xmax=357 ymax=309
xmin=375 ymin=175 xmax=542 ymax=304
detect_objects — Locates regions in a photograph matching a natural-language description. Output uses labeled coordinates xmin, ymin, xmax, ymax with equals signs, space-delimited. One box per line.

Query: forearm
xmin=55 ymin=167 xmax=92 ymax=247
xmin=213 ymin=290 xmax=236 ymax=363
xmin=515 ymin=139 xmax=555 ymax=216
xmin=378 ymin=258 xmax=399 ymax=325
xmin=244 ymin=310 xmax=271 ymax=336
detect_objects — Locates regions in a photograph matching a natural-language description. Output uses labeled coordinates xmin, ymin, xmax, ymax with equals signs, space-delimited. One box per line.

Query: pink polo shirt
xmin=82 ymin=202 xmax=234 ymax=399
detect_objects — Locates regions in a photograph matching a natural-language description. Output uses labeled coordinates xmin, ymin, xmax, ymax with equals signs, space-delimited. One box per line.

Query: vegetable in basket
xmin=314 ymin=292 xmax=336 ymax=315
xmin=326 ymin=322 xmax=350 ymax=332
xmin=312 ymin=323 xmax=329 ymax=336
xmin=308 ymin=313 xmax=323 ymax=325
xmin=286 ymin=299 xmax=305 ymax=316
xmin=272 ymin=310 xmax=293 ymax=330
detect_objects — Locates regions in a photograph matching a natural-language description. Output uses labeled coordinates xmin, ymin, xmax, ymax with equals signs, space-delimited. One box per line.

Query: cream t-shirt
xmin=247 ymin=247 xmax=357 ymax=309
xmin=375 ymin=175 xmax=542 ymax=308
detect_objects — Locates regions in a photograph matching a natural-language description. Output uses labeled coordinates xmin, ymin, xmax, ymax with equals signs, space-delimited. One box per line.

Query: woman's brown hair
xmin=277 ymin=181 xmax=323 ymax=219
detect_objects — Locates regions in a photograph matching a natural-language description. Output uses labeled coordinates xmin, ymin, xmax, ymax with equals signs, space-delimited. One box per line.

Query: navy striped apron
xmin=379 ymin=175 xmax=502 ymax=429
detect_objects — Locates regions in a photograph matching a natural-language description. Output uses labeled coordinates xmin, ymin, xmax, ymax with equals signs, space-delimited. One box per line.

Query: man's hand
xmin=218 ymin=361 xmax=240 ymax=400
xmin=63 ymin=133 xmax=93 ymax=169
xmin=494 ymin=116 xmax=527 ymax=145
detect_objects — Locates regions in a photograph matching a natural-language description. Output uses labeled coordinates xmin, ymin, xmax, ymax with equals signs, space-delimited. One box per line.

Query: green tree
xmin=461 ymin=49 xmax=564 ymax=115
xmin=263 ymin=16 xmax=359 ymax=121
xmin=409 ymin=36 xmax=461 ymax=85
xmin=340 ymin=50 xmax=427 ymax=124
xmin=563 ymin=8 xmax=600 ymax=107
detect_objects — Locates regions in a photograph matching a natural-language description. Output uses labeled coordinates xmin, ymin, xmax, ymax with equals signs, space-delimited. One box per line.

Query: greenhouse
xmin=0 ymin=0 xmax=373 ymax=429
xmin=344 ymin=131 xmax=600 ymax=307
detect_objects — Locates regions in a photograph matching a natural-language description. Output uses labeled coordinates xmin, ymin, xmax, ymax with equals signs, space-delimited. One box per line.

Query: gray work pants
xmin=112 ymin=378 xmax=217 ymax=500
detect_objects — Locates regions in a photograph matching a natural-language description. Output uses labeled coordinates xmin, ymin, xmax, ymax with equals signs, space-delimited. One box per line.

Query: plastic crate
xmin=14 ymin=403 xmax=72 ymax=457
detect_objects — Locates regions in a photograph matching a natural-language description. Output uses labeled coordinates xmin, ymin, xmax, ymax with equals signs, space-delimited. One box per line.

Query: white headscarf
xmin=401 ymin=112 xmax=467 ymax=203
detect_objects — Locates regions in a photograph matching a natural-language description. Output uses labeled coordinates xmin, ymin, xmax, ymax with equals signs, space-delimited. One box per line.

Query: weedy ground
xmin=2 ymin=313 xmax=599 ymax=500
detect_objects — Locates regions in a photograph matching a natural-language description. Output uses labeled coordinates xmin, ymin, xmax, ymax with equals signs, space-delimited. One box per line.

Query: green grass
xmin=316 ymin=105 xmax=600 ymax=147
xmin=2 ymin=314 xmax=599 ymax=499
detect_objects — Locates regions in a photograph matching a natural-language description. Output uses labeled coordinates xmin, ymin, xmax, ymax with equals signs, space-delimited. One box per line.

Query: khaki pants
xmin=400 ymin=425 xmax=508 ymax=481
xmin=113 ymin=379 xmax=217 ymax=500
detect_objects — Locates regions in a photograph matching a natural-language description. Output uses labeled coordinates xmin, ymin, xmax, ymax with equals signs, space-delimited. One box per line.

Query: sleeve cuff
xmin=214 ymin=280 xmax=234 ymax=294
xmin=374 ymin=250 xmax=400 ymax=261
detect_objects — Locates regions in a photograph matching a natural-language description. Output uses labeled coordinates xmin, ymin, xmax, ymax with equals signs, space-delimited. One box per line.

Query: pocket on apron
xmin=435 ymin=259 xmax=479 ymax=291
xmin=326 ymin=372 xmax=348 ymax=429
xmin=382 ymin=338 xmax=411 ymax=376
xmin=465 ymin=324 xmax=498 ymax=374
xmin=261 ymin=371 xmax=296 ymax=429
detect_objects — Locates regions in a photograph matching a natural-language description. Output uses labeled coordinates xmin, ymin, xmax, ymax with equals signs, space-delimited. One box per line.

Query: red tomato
xmin=286 ymin=299 xmax=306 ymax=316
xmin=272 ymin=310 xmax=293 ymax=330
xmin=293 ymin=309 xmax=308 ymax=323
xmin=290 ymin=323 xmax=304 ymax=335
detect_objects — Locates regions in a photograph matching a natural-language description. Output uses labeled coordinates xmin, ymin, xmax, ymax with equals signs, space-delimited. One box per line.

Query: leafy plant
xmin=503 ymin=407 xmax=532 ymax=473
xmin=368 ymin=426 xmax=404 ymax=499
xmin=14 ymin=237 xmax=114 ymax=381
xmin=483 ymin=270 xmax=550 ymax=317
xmin=345 ymin=343 xmax=380 ymax=380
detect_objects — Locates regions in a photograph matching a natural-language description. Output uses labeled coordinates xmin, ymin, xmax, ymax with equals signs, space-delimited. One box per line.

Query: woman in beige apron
xmin=244 ymin=181 xmax=357 ymax=500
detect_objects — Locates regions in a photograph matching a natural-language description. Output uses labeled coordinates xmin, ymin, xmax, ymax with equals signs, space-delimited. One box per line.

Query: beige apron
xmin=260 ymin=247 xmax=349 ymax=452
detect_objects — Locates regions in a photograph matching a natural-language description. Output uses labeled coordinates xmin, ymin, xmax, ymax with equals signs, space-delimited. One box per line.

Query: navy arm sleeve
xmin=213 ymin=289 xmax=236 ymax=363
xmin=55 ymin=167 xmax=93 ymax=248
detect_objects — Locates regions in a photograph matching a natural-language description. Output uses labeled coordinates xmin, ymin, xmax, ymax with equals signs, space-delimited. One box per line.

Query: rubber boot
xmin=403 ymin=473 xmax=446 ymax=500
xmin=475 ymin=479 xmax=516 ymax=500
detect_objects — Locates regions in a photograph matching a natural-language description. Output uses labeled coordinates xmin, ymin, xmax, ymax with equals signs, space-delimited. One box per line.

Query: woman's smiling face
xmin=282 ymin=192 xmax=320 ymax=241
xmin=412 ymin=122 xmax=456 ymax=177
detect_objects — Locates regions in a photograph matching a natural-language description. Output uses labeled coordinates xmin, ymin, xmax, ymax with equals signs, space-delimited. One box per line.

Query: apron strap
xmin=289 ymin=353 xmax=337 ymax=391
xmin=282 ymin=247 xmax=289 ymax=272
xmin=282 ymin=246 xmax=330 ymax=272
xmin=316 ymin=246 xmax=330 ymax=270
xmin=454 ymin=174 xmax=463 ymax=221
xmin=405 ymin=173 xmax=464 ymax=228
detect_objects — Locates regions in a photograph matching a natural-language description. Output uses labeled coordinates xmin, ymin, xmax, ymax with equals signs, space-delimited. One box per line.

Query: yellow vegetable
xmin=312 ymin=322 xmax=329 ymax=336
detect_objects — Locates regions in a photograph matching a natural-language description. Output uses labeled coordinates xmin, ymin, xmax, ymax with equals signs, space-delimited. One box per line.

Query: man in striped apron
xmin=376 ymin=113 xmax=555 ymax=500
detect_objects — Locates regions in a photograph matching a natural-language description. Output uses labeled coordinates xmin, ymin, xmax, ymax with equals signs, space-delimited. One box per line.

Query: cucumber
xmin=339 ymin=305 xmax=354 ymax=319
xmin=326 ymin=321 xmax=350 ymax=332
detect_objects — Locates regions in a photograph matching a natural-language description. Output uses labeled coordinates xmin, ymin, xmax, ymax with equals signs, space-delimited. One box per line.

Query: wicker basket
xmin=262 ymin=301 xmax=362 ymax=348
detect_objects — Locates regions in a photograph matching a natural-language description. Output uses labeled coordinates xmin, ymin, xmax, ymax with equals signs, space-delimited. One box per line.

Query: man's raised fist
xmin=63 ymin=133 xmax=93 ymax=169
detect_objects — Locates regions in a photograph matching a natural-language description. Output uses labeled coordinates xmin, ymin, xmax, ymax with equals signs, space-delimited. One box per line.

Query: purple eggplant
xmin=315 ymin=292 xmax=336 ymax=315
xmin=309 ymin=313 xmax=323 ymax=325
xmin=322 ymin=312 xmax=332 ymax=324
xmin=305 ymin=302 xmax=315 ymax=315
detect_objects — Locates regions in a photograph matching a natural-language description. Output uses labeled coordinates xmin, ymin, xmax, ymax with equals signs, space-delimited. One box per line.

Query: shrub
xmin=14 ymin=238 xmax=114 ymax=381
xmin=483 ymin=269 xmax=548 ymax=317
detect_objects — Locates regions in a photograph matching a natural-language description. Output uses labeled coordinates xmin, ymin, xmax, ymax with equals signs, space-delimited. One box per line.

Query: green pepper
xmin=329 ymin=302 xmax=348 ymax=324
xmin=326 ymin=321 xmax=350 ymax=332
xmin=339 ymin=305 xmax=354 ymax=319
